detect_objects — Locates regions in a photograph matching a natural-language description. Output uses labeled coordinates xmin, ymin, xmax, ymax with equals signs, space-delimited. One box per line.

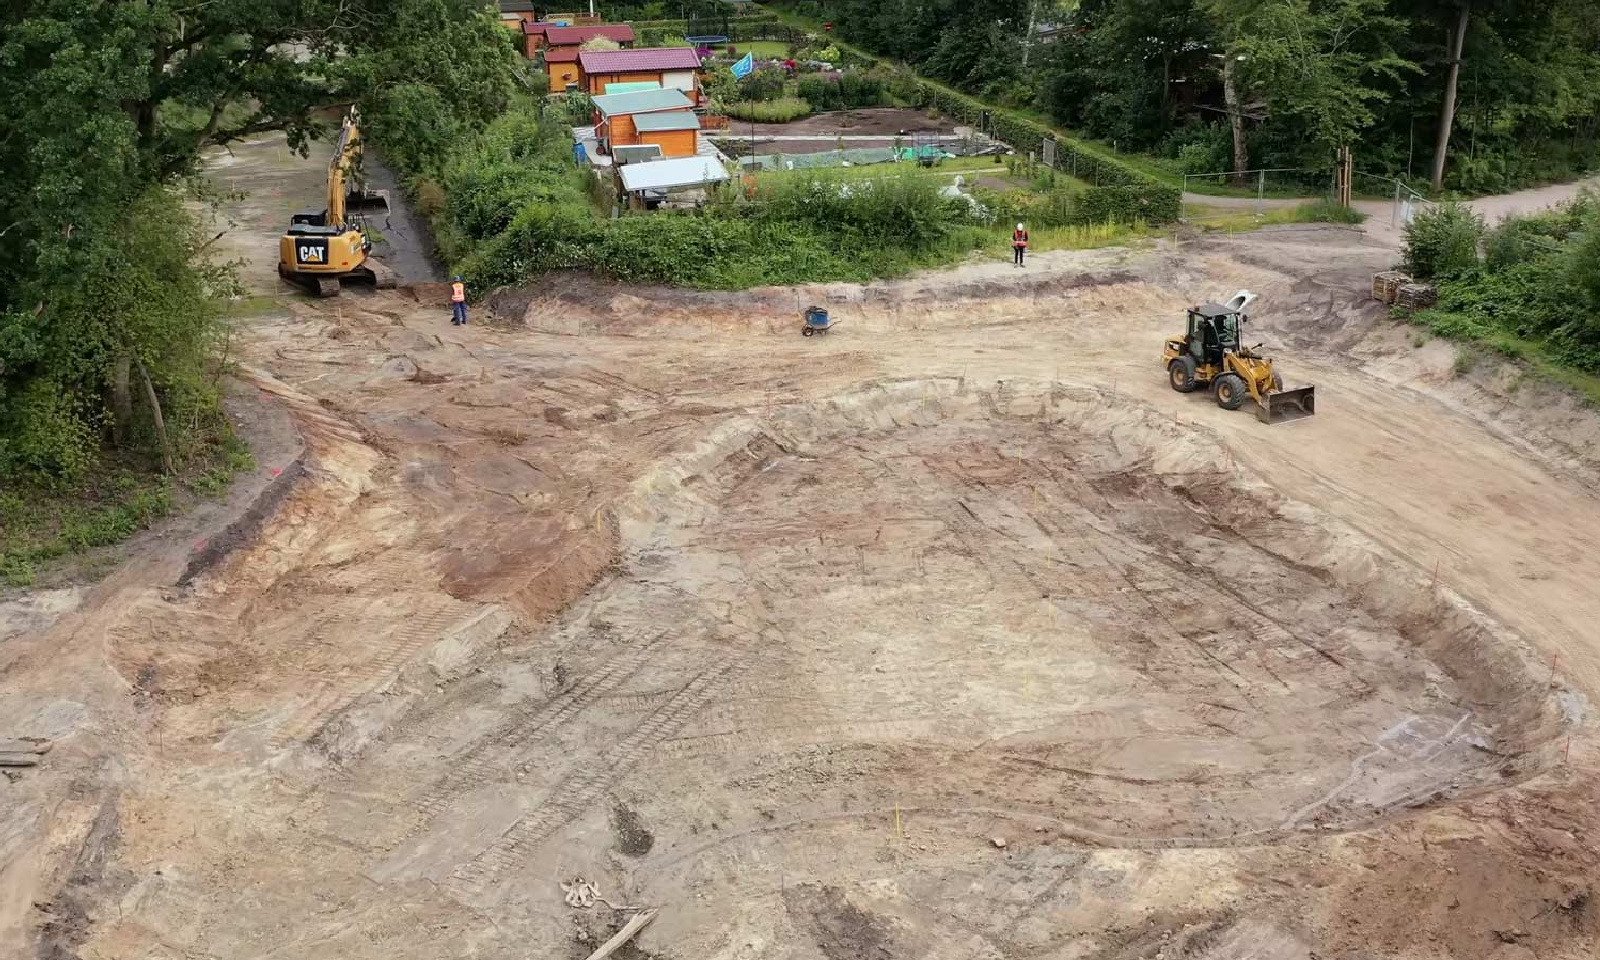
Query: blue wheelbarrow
xmin=802 ymin=305 xmax=836 ymax=337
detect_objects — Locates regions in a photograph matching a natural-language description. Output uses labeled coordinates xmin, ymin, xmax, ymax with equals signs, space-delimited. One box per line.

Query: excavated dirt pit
xmin=14 ymin=132 xmax=1600 ymax=960
xmin=321 ymin=380 xmax=1568 ymax=953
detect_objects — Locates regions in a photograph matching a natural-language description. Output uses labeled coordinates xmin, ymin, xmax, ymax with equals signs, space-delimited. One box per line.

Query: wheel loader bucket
xmin=1256 ymin=385 xmax=1316 ymax=424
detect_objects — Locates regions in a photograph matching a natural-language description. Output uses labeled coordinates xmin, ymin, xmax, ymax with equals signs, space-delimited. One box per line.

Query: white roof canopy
xmin=618 ymin=156 xmax=730 ymax=192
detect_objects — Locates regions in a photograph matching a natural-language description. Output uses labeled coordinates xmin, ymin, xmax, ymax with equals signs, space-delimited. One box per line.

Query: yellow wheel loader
xmin=278 ymin=108 xmax=396 ymax=297
xmin=1162 ymin=292 xmax=1316 ymax=424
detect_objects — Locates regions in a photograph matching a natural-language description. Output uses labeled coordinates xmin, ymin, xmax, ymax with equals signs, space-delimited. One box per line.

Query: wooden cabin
xmin=591 ymin=88 xmax=700 ymax=157
xmin=578 ymin=47 xmax=704 ymax=103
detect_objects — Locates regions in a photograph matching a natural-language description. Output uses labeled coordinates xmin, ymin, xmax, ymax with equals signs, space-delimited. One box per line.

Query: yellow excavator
xmin=1163 ymin=291 xmax=1316 ymax=424
xmin=278 ymin=108 xmax=396 ymax=297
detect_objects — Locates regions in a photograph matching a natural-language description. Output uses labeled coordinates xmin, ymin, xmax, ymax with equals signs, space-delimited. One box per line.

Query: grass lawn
xmin=725 ymin=40 xmax=790 ymax=59
xmin=753 ymin=155 xmax=1021 ymax=185
xmin=1 ymin=436 xmax=256 ymax=587
xmin=1004 ymin=221 xmax=1160 ymax=254
xmin=1184 ymin=199 xmax=1366 ymax=231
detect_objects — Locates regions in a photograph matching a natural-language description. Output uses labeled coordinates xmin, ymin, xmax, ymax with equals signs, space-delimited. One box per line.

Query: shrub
xmin=797 ymin=71 xmax=885 ymax=111
xmin=1075 ymin=185 xmax=1181 ymax=225
xmin=736 ymin=66 xmax=786 ymax=103
xmin=796 ymin=74 xmax=840 ymax=111
xmin=762 ymin=173 xmax=965 ymax=250
xmin=702 ymin=65 xmax=738 ymax=104
xmin=1160 ymin=123 xmax=1232 ymax=175
xmin=723 ymin=97 xmax=812 ymax=123
xmin=1404 ymin=202 xmax=1485 ymax=280
xmin=1297 ymin=199 xmax=1367 ymax=224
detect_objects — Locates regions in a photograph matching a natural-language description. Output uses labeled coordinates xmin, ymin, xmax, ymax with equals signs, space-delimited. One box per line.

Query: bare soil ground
xmin=3 ymin=137 xmax=1599 ymax=960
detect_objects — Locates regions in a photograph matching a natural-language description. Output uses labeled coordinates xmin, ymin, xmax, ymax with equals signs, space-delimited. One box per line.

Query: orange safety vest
xmin=450 ymin=281 xmax=466 ymax=303
xmin=1012 ymin=229 xmax=1029 ymax=249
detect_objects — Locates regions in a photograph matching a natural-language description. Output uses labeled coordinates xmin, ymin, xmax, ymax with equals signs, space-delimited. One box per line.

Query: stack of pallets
xmin=1372 ymin=270 xmax=1411 ymax=304
xmin=1395 ymin=283 xmax=1439 ymax=311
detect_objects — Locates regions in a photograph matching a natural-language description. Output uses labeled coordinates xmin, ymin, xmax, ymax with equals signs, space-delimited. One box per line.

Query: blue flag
xmin=730 ymin=52 xmax=755 ymax=79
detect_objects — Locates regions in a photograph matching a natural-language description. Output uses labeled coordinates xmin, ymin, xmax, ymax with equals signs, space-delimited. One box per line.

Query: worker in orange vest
xmin=449 ymin=276 xmax=468 ymax=326
xmin=1012 ymin=222 xmax=1029 ymax=267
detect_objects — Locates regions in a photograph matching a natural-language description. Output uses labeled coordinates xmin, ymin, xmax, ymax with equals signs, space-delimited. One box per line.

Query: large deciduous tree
xmin=0 ymin=0 xmax=518 ymax=482
xmin=1204 ymin=0 xmax=1413 ymax=177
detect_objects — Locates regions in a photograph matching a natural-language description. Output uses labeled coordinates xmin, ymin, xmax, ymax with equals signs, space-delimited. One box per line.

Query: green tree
xmin=1205 ymin=0 xmax=1414 ymax=175
xmin=0 ymin=0 xmax=519 ymax=482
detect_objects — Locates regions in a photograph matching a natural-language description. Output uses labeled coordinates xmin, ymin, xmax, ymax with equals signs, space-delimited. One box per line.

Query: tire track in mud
xmin=445 ymin=655 xmax=745 ymax=898
xmin=408 ymin=630 xmax=680 ymax=824
xmin=269 ymin=598 xmax=477 ymax=748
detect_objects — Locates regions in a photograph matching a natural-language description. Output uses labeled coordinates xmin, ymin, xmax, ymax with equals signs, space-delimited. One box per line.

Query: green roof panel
xmin=633 ymin=111 xmax=701 ymax=133
xmin=592 ymin=87 xmax=694 ymax=117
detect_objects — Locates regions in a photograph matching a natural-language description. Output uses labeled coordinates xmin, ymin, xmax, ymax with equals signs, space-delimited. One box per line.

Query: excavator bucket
xmin=345 ymin=187 xmax=390 ymax=215
xmin=1256 ymin=385 xmax=1316 ymax=424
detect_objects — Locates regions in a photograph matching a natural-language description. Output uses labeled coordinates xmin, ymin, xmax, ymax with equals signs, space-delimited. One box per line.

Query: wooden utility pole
xmin=1334 ymin=145 xmax=1354 ymax=207
xmin=1431 ymin=4 xmax=1471 ymax=192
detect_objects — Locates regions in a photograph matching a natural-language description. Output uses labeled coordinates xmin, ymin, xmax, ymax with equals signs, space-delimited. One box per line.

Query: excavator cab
xmin=1163 ymin=291 xmax=1316 ymax=424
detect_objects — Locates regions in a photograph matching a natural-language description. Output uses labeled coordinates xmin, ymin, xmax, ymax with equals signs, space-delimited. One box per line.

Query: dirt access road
xmin=3 ymin=136 xmax=1599 ymax=960
xmin=1186 ymin=174 xmax=1600 ymax=244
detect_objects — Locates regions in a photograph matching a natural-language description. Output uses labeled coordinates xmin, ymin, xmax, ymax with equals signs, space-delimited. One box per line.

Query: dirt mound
xmin=499 ymin=262 xmax=1168 ymax=337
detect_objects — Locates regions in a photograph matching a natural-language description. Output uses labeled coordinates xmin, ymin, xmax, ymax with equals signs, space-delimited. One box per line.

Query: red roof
xmin=544 ymin=47 xmax=581 ymax=63
xmin=521 ymin=21 xmax=548 ymax=35
xmin=579 ymin=47 xmax=702 ymax=73
xmin=544 ymin=24 xmax=636 ymax=46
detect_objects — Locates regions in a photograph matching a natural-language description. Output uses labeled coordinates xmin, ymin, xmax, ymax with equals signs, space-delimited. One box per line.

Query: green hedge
xmin=1075 ymin=185 xmax=1180 ymax=226
xmin=910 ymin=77 xmax=1180 ymax=222
xmin=630 ymin=16 xmax=795 ymax=41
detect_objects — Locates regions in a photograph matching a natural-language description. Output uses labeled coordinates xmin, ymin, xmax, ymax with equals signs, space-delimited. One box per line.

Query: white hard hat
xmin=1017 ymin=222 xmax=1025 ymax=230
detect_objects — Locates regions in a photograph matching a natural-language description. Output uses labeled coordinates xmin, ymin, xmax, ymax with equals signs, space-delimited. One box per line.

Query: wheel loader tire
xmin=1213 ymin=373 xmax=1248 ymax=410
xmin=1168 ymin=357 xmax=1200 ymax=393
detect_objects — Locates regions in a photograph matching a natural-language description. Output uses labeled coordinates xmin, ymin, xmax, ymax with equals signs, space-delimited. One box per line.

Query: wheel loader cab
xmin=1187 ymin=304 xmax=1241 ymax=366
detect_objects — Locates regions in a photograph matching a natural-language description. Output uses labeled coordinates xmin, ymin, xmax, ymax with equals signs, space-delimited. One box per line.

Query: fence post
xmin=1256 ymin=169 xmax=1265 ymax=219
xmin=1392 ymin=180 xmax=1401 ymax=227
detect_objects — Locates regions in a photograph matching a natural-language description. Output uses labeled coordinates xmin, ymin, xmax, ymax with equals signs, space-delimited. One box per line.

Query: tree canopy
xmin=784 ymin=0 xmax=1600 ymax=191
xmin=0 ymin=0 xmax=519 ymax=483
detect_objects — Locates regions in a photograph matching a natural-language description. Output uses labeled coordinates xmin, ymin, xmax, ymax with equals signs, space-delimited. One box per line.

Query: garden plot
xmin=717 ymin=106 xmax=968 ymax=156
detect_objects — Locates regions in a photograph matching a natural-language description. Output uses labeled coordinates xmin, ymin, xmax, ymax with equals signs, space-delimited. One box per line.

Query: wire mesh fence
xmin=1179 ymin=168 xmax=1335 ymax=221
xmin=1352 ymin=171 xmax=1435 ymax=230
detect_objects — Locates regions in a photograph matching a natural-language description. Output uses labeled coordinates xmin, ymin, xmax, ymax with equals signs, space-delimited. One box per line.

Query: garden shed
xmin=617 ymin=156 xmax=730 ymax=209
xmin=591 ymin=88 xmax=697 ymax=155
xmin=579 ymin=47 xmax=704 ymax=102
xmin=497 ymin=0 xmax=539 ymax=30
xmin=544 ymin=24 xmax=637 ymax=52
xmin=632 ymin=111 xmax=703 ymax=158
xmin=520 ymin=21 xmax=549 ymax=56
xmin=544 ymin=47 xmax=582 ymax=92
